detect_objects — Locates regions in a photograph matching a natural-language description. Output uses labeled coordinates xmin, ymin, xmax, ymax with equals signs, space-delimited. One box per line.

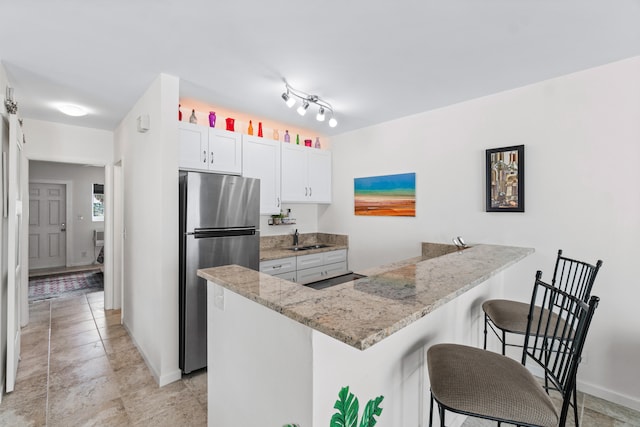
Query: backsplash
xmin=261 ymin=233 xmax=348 ymax=250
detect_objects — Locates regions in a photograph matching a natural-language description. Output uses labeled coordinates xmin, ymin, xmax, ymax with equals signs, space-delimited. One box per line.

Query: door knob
xmin=61 ymin=222 xmax=66 ymax=232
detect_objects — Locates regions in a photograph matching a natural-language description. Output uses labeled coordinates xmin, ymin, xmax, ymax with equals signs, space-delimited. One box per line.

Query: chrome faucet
xmin=293 ymin=229 xmax=299 ymax=246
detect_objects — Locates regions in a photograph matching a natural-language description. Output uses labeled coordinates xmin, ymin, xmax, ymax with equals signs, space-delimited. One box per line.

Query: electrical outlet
xmin=214 ymin=285 xmax=225 ymax=310
xmin=81 ymin=251 xmax=87 ymax=258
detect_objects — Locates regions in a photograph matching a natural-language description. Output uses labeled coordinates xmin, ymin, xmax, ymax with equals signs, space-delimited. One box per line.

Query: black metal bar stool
xmin=428 ymin=271 xmax=600 ymax=427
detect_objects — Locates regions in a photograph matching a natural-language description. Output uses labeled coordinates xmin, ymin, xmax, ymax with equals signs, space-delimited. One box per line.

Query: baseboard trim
xmin=122 ymin=322 xmax=181 ymax=388
xmin=158 ymin=369 xmax=182 ymax=387
xmin=527 ymin=364 xmax=640 ymax=412
xmin=577 ymin=379 xmax=640 ymax=413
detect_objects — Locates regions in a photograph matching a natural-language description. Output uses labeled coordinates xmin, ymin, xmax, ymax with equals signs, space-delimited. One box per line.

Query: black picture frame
xmin=486 ymin=145 xmax=524 ymax=212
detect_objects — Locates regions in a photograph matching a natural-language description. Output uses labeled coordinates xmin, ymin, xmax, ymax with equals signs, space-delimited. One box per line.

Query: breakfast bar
xmin=198 ymin=243 xmax=533 ymax=427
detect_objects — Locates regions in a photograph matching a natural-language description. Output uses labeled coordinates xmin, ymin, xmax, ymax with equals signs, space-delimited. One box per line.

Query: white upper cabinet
xmin=242 ymin=135 xmax=281 ymax=215
xmin=281 ymin=144 xmax=332 ymax=203
xmin=178 ymin=122 xmax=242 ymax=174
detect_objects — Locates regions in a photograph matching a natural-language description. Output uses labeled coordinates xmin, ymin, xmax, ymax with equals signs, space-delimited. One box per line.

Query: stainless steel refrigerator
xmin=179 ymin=171 xmax=260 ymax=373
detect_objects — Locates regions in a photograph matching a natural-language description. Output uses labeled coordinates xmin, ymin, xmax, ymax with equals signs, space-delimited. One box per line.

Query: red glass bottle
xmin=258 ymin=122 xmax=263 ymax=137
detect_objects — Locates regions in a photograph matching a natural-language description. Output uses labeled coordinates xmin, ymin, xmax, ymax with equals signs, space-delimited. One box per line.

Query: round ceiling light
xmin=57 ymin=103 xmax=88 ymax=117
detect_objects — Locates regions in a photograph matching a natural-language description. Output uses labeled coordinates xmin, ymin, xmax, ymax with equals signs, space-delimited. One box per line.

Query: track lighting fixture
xmin=281 ymin=82 xmax=338 ymax=128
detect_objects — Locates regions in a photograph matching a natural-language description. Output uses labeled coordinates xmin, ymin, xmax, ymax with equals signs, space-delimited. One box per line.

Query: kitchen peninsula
xmin=198 ymin=243 xmax=533 ymax=427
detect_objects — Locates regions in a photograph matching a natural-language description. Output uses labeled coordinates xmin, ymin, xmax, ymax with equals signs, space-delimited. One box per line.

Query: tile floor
xmin=0 ymin=290 xmax=207 ymax=426
xmin=1 ymin=289 xmax=639 ymax=426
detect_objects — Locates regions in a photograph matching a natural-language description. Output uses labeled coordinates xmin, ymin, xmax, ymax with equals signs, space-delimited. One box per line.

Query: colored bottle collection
xmin=178 ymin=110 xmax=320 ymax=149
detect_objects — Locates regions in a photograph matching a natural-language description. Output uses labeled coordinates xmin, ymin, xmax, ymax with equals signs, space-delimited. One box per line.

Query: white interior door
xmin=6 ymin=114 xmax=24 ymax=393
xmin=28 ymin=182 xmax=67 ymax=270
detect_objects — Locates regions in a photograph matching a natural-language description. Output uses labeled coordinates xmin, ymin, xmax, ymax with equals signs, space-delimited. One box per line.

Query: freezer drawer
xmin=180 ymin=232 xmax=259 ymax=373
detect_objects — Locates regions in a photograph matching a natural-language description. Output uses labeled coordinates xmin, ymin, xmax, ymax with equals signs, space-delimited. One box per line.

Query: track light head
xmin=297 ymin=101 xmax=309 ymax=116
xmin=316 ymin=107 xmax=325 ymax=122
xmin=282 ymin=92 xmax=296 ymax=108
xmin=328 ymin=117 xmax=337 ymax=128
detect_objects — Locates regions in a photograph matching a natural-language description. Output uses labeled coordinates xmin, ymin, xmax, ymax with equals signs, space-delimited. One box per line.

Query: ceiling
xmin=1 ymin=1 xmax=639 ymax=136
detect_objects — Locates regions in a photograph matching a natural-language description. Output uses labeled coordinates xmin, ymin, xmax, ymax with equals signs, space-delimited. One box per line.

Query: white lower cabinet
xmin=260 ymin=249 xmax=348 ymax=285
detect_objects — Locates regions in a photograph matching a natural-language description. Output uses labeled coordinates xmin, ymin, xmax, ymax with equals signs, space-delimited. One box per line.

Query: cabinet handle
xmin=210 ymin=151 xmax=214 ymax=164
xmin=203 ymin=150 xmax=207 ymax=163
xmin=309 ymin=187 xmax=312 ymax=197
xmin=273 ymin=264 xmax=282 ymax=270
xmin=277 ymin=197 xmax=280 ymax=207
xmin=305 ymin=187 xmax=308 ymax=197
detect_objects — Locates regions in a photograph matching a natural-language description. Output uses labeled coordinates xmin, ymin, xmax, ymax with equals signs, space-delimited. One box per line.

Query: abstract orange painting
xmin=354 ymin=173 xmax=416 ymax=216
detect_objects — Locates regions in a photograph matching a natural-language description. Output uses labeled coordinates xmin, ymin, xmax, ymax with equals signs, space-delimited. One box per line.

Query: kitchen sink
xmin=287 ymin=244 xmax=331 ymax=251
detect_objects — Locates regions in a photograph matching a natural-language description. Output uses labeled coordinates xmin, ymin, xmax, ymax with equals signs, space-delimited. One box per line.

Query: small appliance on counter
xmin=178 ymin=171 xmax=260 ymax=373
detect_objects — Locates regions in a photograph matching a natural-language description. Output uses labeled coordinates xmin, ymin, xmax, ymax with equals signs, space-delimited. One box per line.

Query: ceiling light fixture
xmin=281 ymin=82 xmax=338 ymax=128
xmin=57 ymin=103 xmax=88 ymax=117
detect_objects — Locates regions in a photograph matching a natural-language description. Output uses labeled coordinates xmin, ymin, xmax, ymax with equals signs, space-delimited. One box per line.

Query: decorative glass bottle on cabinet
xmin=273 ymin=129 xmax=280 ymax=141
xmin=284 ymin=130 xmax=290 ymax=143
xmin=248 ymin=120 xmax=254 ymax=135
xmin=189 ymin=109 xmax=197 ymax=124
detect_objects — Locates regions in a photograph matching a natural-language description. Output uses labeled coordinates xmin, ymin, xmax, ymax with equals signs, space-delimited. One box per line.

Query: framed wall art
xmin=486 ymin=145 xmax=524 ymax=212
xmin=354 ymin=172 xmax=416 ymax=217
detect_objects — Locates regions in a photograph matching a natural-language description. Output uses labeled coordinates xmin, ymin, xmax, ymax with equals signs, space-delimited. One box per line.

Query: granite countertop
xmin=198 ymin=244 xmax=534 ymax=350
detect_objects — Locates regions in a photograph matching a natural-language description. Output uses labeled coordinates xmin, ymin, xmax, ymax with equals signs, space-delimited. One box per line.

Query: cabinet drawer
xmin=260 ymin=257 xmax=296 ymax=275
xmin=296 ymin=253 xmax=323 ymax=270
xmin=323 ymin=249 xmax=347 ymax=264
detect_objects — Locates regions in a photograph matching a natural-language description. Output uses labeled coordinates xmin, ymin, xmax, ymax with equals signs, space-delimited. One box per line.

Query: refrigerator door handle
xmin=188 ymin=227 xmax=257 ymax=238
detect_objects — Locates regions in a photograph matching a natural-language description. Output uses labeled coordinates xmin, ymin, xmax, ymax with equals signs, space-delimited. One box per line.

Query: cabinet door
xmin=322 ymin=261 xmax=349 ymax=279
xmin=274 ymin=271 xmax=297 ymax=283
xmin=296 ymin=265 xmax=326 ymax=285
xmin=281 ymin=144 xmax=309 ymax=202
xmin=243 ymin=136 xmax=281 ymax=215
xmin=307 ymin=150 xmax=332 ymax=203
xmin=209 ymin=129 xmax=242 ymax=174
xmin=179 ymin=122 xmax=208 ymax=171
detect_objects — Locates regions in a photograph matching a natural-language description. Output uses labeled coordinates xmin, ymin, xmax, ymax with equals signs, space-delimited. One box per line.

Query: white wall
xmin=320 ymin=56 xmax=640 ymax=409
xmin=29 ymin=161 xmax=104 ymax=267
xmin=23 ymin=118 xmax=113 ymax=165
xmin=114 ymin=73 xmax=180 ymax=386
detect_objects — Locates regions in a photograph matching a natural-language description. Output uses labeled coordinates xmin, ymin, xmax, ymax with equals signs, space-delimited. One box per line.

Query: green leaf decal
xmin=330 ymin=386 xmax=359 ymax=427
xmin=359 ymin=395 xmax=384 ymax=427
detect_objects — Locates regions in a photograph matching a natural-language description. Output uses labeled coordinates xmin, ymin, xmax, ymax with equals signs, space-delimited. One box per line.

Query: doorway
xmin=28 ymin=161 xmax=107 ymax=301
xmin=28 ymin=182 xmax=67 ymax=270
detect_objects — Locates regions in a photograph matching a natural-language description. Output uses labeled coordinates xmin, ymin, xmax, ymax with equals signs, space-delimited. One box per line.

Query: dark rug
xmin=29 ymin=271 xmax=104 ymax=301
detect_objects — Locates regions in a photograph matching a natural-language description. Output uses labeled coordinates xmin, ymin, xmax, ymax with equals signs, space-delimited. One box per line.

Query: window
xmin=92 ymin=183 xmax=104 ymax=222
